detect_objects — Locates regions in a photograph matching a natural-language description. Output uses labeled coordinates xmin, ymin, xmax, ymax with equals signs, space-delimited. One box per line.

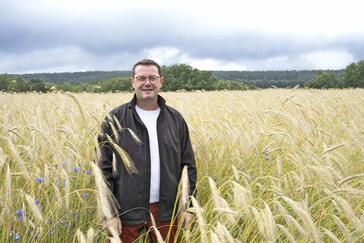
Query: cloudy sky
xmin=1 ymin=0 xmax=363 ymax=73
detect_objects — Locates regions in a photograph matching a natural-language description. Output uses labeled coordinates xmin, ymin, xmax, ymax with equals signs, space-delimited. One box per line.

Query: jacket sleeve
xmin=97 ymin=116 xmax=115 ymax=194
xmin=180 ymin=117 xmax=197 ymax=198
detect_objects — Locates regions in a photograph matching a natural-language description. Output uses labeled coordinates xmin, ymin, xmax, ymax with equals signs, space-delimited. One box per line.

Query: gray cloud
xmin=335 ymin=35 xmax=364 ymax=60
xmin=1 ymin=0 xmax=363 ymax=73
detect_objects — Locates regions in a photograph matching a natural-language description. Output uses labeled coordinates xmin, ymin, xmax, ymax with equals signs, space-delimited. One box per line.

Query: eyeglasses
xmin=133 ymin=75 xmax=161 ymax=83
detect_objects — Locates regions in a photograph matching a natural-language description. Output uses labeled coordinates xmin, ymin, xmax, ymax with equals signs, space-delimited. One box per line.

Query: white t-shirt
xmin=135 ymin=105 xmax=161 ymax=203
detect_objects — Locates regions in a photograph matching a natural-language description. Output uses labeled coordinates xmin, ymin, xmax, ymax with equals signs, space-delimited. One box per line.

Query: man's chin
xmin=140 ymin=94 xmax=157 ymax=101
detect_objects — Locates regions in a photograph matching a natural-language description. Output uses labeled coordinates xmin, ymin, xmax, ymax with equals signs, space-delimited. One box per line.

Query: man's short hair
xmin=132 ymin=59 xmax=162 ymax=77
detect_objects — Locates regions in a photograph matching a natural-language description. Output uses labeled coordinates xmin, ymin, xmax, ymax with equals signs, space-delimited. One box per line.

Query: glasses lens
xmin=136 ymin=76 xmax=146 ymax=82
xmin=149 ymin=76 xmax=158 ymax=82
xmin=135 ymin=76 xmax=160 ymax=82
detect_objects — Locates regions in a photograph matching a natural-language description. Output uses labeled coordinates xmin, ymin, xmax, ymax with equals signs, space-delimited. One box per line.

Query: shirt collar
xmin=129 ymin=94 xmax=166 ymax=110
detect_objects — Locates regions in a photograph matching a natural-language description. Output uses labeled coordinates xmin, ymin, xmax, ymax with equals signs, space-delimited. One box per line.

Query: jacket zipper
xmin=133 ymin=108 xmax=151 ymax=224
xmin=144 ymin=129 xmax=150 ymax=223
xmin=156 ymin=116 xmax=163 ymax=221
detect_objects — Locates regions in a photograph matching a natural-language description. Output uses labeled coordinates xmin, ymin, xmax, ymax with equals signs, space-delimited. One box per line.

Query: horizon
xmin=5 ymin=67 xmax=346 ymax=76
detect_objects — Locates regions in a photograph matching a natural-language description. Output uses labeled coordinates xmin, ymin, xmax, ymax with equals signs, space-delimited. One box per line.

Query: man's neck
xmin=136 ymin=99 xmax=159 ymax=110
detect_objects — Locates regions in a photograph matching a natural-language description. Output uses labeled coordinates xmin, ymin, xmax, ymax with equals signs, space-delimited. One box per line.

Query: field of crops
xmin=1 ymin=89 xmax=364 ymax=242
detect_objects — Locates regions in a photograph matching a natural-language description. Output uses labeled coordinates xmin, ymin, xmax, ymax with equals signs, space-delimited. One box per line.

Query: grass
xmin=0 ymin=89 xmax=364 ymax=242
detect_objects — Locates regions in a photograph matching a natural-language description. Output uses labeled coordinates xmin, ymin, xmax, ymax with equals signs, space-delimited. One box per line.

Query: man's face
xmin=131 ymin=65 xmax=164 ymax=102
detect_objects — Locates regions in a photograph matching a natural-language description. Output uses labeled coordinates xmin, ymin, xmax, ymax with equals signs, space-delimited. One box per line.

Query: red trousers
xmin=120 ymin=202 xmax=177 ymax=243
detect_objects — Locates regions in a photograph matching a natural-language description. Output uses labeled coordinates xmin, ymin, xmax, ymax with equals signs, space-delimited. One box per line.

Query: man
xmin=97 ymin=59 xmax=197 ymax=242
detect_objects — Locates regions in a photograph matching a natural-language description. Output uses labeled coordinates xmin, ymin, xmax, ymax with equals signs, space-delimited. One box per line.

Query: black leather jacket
xmin=97 ymin=95 xmax=197 ymax=225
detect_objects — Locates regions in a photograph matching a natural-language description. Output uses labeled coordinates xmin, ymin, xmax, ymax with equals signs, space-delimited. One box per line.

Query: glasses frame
xmin=133 ymin=75 xmax=161 ymax=83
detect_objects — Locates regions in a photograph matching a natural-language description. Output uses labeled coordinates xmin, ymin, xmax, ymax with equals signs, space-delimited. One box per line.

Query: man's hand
xmin=106 ymin=217 xmax=122 ymax=235
xmin=182 ymin=212 xmax=193 ymax=229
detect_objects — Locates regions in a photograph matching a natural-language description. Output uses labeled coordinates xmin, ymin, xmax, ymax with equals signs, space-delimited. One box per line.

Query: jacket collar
xmin=128 ymin=94 xmax=166 ymax=110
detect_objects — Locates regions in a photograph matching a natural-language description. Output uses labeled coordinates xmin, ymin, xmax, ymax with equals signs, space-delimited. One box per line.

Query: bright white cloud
xmin=140 ymin=47 xmax=249 ymax=70
xmin=179 ymin=57 xmax=248 ymax=71
xmin=143 ymin=47 xmax=181 ymax=65
xmin=300 ymin=50 xmax=354 ymax=69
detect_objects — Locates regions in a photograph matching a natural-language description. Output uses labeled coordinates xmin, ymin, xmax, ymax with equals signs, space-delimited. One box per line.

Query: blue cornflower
xmin=15 ymin=210 xmax=24 ymax=216
xmin=83 ymin=169 xmax=92 ymax=174
xmin=72 ymin=167 xmax=80 ymax=173
xmin=82 ymin=193 xmax=90 ymax=198
xmin=36 ymin=177 xmax=45 ymax=183
xmin=15 ymin=210 xmax=24 ymax=222
xmin=34 ymin=234 xmax=39 ymax=240
xmin=14 ymin=233 xmax=20 ymax=241
xmin=35 ymin=199 xmax=40 ymax=205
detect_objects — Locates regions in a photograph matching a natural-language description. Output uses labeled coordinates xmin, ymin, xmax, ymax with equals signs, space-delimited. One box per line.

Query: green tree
xmin=162 ymin=64 xmax=221 ymax=91
xmin=305 ymin=72 xmax=339 ymax=89
xmin=341 ymin=61 xmax=364 ymax=88
xmin=0 ymin=74 xmax=11 ymax=91
xmin=28 ymin=79 xmax=48 ymax=92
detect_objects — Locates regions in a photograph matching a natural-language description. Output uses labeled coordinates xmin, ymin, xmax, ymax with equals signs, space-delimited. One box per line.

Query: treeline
xmin=212 ymin=70 xmax=343 ymax=82
xmin=2 ymin=61 xmax=363 ymax=92
xmin=0 ymin=64 xmax=249 ymax=92
xmin=0 ymin=77 xmax=48 ymax=92
xmin=305 ymin=60 xmax=364 ymax=88
xmin=9 ymin=69 xmax=343 ymax=85
xmin=161 ymin=64 xmax=250 ymax=91
xmin=11 ymin=71 xmax=131 ymax=83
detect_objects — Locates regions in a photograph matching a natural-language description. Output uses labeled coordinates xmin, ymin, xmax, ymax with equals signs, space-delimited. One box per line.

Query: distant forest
xmin=213 ymin=70 xmax=344 ymax=88
xmin=10 ymin=71 xmax=131 ymax=83
xmin=1 ymin=60 xmax=363 ymax=92
xmin=10 ymin=69 xmax=343 ymax=85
